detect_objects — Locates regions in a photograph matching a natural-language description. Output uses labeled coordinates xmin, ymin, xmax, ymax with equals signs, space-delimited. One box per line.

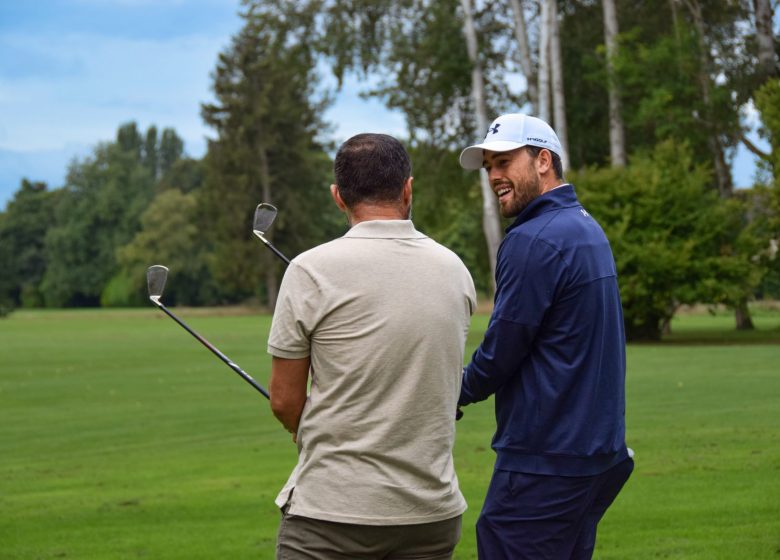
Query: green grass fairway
xmin=2 ymin=307 xmax=779 ymax=559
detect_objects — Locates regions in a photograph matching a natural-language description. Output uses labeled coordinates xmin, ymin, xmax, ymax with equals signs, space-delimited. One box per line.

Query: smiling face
xmin=483 ymin=147 xmax=542 ymax=219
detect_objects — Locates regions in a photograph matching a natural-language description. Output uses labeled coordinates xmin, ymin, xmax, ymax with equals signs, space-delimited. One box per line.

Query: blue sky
xmin=0 ymin=0 xmax=770 ymax=211
xmin=0 ymin=0 xmax=405 ymax=210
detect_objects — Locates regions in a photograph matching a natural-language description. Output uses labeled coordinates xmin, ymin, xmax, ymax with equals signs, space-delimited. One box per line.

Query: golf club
xmin=252 ymin=203 xmax=291 ymax=265
xmin=146 ymin=264 xmax=270 ymax=399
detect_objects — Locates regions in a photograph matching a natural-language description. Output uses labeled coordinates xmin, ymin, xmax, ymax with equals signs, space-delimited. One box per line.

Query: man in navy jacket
xmin=458 ymin=113 xmax=633 ymax=560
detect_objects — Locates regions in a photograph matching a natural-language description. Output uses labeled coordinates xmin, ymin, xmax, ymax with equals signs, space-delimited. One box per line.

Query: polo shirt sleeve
xmin=460 ymin=231 xmax=565 ymax=405
xmin=267 ymin=261 xmax=322 ymax=359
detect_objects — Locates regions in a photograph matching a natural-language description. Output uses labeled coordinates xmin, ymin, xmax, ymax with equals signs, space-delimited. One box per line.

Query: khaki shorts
xmin=276 ymin=511 xmax=462 ymax=560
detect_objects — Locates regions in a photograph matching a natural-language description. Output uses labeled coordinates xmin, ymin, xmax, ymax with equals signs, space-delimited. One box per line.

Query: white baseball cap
xmin=459 ymin=113 xmax=562 ymax=170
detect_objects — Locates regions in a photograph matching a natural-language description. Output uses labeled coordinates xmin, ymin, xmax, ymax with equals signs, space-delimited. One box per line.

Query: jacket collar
xmin=506 ymin=184 xmax=579 ymax=233
xmin=343 ymin=219 xmax=426 ymax=239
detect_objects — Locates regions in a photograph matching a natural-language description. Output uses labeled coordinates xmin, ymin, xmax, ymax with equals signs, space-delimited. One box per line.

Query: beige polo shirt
xmin=267 ymin=219 xmax=476 ymax=525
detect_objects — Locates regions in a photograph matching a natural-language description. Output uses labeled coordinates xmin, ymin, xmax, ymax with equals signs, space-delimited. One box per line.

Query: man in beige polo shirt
xmin=267 ymin=133 xmax=476 ymax=559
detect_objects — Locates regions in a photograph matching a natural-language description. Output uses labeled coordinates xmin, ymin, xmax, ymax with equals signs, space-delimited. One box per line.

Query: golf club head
xmin=253 ymin=203 xmax=278 ymax=237
xmin=146 ymin=265 xmax=169 ymax=303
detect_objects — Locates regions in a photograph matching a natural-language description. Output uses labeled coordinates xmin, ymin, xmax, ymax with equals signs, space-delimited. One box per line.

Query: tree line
xmin=0 ymin=0 xmax=778 ymax=340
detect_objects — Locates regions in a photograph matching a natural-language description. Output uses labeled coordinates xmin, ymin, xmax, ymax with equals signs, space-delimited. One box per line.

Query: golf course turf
xmin=2 ymin=306 xmax=778 ymax=559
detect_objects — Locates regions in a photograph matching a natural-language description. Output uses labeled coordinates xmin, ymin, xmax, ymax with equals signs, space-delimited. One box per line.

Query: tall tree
xmin=739 ymin=1 xmax=778 ymax=175
xmin=201 ymin=1 xmax=339 ymax=307
xmin=0 ymin=180 xmax=59 ymax=310
xmin=753 ymin=0 xmax=777 ymax=81
xmin=602 ymin=0 xmax=627 ymax=166
xmin=538 ymin=0 xmax=552 ymax=123
xmin=508 ymin=0 xmax=538 ymax=114
xmin=679 ymin=0 xmax=735 ymax=198
xmin=549 ymin=0 xmax=569 ymax=171
xmin=159 ymin=129 xmax=185 ymax=177
xmin=675 ymin=0 xmax=759 ymax=327
xmin=460 ymin=0 xmax=502 ymax=287
xmin=40 ymin=123 xmax=179 ymax=306
xmin=109 ymin=189 xmax=215 ymax=306
xmin=143 ymin=126 xmax=159 ymax=179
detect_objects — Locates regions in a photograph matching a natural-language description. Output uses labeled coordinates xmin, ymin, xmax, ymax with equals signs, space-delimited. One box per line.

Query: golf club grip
xmin=156 ymin=303 xmax=270 ymax=399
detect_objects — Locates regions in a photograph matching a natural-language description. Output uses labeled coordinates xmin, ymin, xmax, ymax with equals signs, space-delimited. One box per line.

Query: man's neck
xmin=347 ymin=203 xmax=409 ymax=226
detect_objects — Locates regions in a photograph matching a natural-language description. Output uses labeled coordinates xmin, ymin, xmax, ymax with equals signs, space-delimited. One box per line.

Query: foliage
xmin=0 ymin=180 xmax=60 ymax=311
xmin=561 ymin=0 xmax=745 ymax=173
xmin=156 ymin=157 xmax=205 ymax=194
xmin=0 ymin=0 xmax=777 ymax=322
xmin=575 ymin=141 xmax=750 ymax=340
xmin=316 ymin=0 xmax=522 ymax=145
xmin=745 ymin=78 xmax=780 ymax=296
xmin=110 ymin=189 xmax=216 ymax=306
xmin=754 ymin=78 xmax=780 ymax=178
xmin=200 ymin=2 xmax=341 ymax=304
xmin=39 ymin=123 xmax=184 ymax=307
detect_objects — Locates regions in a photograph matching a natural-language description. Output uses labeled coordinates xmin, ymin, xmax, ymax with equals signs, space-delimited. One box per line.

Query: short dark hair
xmin=524 ymin=145 xmax=564 ymax=180
xmin=333 ymin=133 xmax=412 ymax=208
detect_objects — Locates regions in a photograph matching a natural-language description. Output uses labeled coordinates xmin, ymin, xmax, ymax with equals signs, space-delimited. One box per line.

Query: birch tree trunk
xmin=460 ymin=0 xmax=503 ymax=291
xmin=753 ymin=0 xmax=777 ymax=80
xmin=538 ymin=0 xmax=552 ymax=123
xmin=680 ymin=0 xmax=748 ymax=328
xmin=508 ymin=0 xmax=539 ymax=114
xmin=549 ymin=0 xmax=570 ymax=171
xmin=602 ymin=0 xmax=627 ymax=167
xmin=682 ymin=0 xmax=734 ymax=197
xmin=732 ymin=0 xmax=775 ymax=330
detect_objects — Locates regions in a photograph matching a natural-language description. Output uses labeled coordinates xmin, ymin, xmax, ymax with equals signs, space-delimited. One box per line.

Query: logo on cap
xmin=488 ymin=123 xmax=501 ymax=135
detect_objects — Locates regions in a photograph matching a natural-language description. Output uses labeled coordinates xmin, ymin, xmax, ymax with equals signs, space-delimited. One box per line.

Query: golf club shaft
xmin=152 ymin=300 xmax=270 ymax=399
xmin=256 ymin=234 xmax=291 ymax=265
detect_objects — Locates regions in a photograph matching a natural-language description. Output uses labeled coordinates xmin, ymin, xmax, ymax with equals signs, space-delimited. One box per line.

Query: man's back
xmin=268 ymin=219 xmax=476 ymax=525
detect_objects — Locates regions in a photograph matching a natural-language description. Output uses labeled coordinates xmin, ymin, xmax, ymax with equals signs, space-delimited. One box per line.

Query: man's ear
xmin=330 ymin=184 xmax=347 ymax=212
xmin=402 ymin=177 xmax=413 ymax=206
xmin=536 ymin=149 xmax=553 ymax=175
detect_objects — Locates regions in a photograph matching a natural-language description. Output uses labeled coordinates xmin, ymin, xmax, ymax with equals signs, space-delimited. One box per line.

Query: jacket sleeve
xmin=459 ymin=232 xmax=565 ymax=405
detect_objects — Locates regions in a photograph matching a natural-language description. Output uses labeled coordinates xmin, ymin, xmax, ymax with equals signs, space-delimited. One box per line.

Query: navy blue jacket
xmin=460 ymin=185 xmax=628 ymax=476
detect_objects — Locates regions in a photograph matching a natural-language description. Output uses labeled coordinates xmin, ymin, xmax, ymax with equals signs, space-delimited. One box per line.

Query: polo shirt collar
xmin=506 ymin=183 xmax=579 ymax=233
xmin=343 ymin=219 xmax=427 ymax=239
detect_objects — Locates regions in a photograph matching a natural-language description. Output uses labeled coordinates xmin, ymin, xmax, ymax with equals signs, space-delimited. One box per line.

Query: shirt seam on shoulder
xmin=288 ymin=260 xmax=323 ymax=294
xmin=566 ymin=273 xmax=617 ymax=291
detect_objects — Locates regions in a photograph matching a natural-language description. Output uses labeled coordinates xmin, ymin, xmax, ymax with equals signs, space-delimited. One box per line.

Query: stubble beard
xmin=499 ymin=173 xmax=542 ymax=219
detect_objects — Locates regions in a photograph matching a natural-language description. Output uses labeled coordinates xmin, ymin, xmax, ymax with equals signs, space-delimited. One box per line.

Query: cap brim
xmin=459 ymin=141 xmax=527 ymax=169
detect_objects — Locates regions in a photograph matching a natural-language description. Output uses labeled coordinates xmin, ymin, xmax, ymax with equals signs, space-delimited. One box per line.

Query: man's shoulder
xmin=289 ymin=235 xmax=348 ymax=265
xmin=421 ymin=235 xmax=467 ymax=260
xmin=511 ymin=205 xmax=605 ymax=246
